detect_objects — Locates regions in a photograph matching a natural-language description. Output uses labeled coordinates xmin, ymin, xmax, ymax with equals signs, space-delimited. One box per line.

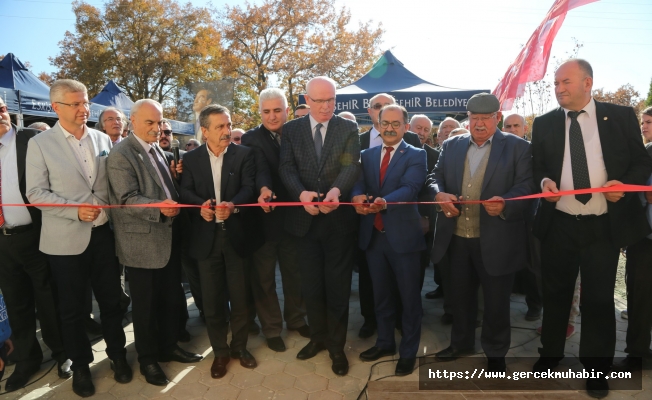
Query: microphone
xmin=171 ymin=139 xmax=180 ymax=165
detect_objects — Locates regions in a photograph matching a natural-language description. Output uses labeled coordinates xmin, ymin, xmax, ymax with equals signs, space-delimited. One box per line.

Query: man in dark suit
xmin=107 ymin=99 xmax=202 ymax=388
xmin=279 ymin=76 xmax=360 ymax=376
xmin=0 ymin=98 xmax=72 ymax=392
xmin=531 ymin=59 xmax=652 ymax=398
xmin=242 ymin=88 xmax=309 ymax=353
xmin=430 ymin=93 xmax=534 ymax=373
xmin=352 ymin=104 xmax=427 ymax=376
xmin=180 ymin=104 xmax=263 ymax=379
xmin=356 ymin=93 xmax=421 ymax=339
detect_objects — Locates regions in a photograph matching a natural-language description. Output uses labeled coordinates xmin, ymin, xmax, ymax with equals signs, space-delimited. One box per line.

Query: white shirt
xmin=0 ymin=127 xmax=32 ymax=226
xmin=207 ymin=144 xmax=228 ymax=223
xmin=554 ymin=98 xmax=608 ymax=216
xmin=379 ymin=140 xmax=401 ymax=168
xmin=369 ymin=127 xmax=383 ymax=149
xmin=60 ymin=123 xmax=109 ymax=227
xmin=133 ymin=134 xmax=174 ymax=200
xmin=309 ymin=115 xmax=330 ymax=145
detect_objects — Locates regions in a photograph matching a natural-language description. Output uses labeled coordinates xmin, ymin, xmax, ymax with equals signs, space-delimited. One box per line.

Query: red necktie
xmin=374 ymin=147 xmax=393 ymax=231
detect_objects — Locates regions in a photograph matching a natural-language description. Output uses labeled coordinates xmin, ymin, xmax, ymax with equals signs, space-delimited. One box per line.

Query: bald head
xmin=503 ymin=114 xmax=527 ymax=138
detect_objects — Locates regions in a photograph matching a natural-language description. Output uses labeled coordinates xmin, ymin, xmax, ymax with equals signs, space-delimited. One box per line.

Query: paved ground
xmin=1 ymin=266 xmax=648 ymax=400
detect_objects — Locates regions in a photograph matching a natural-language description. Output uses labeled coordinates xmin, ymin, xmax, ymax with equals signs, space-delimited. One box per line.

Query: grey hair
xmin=50 ymin=79 xmax=87 ymax=103
xmin=450 ymin=128 xmax=469 ymax=136
xmin=305 ymin=76 xmax=337 ymax=95
xmin=379 ymin=104 xmax=409 ymax=124
xmin=409 ymin=114 xmax=432 ymax=127
xmin=438 ymin=117 xmax=461 ymax=129
xmin=186 ymin=139 xmax=200 ymax=147
xmin=27 ymin=122 xmax=50 ymax=131
xmin=199 ymin=104 xmax=230 ymax=129
xmin=131 ymin=99 xmax=162 ymax=116
xmin=369 ymin=93 xmax=396 ymax=106
xmin=95 ymin=107 xmax=125 ymax=132
xmin=259 ymin=88 xmax=288 ymax=109
xmin=338 ymin=111 xmax=356 ymax=121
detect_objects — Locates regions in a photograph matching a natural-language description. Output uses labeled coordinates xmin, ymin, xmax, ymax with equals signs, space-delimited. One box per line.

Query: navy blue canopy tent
xmin=300 ymin=50 xmax=488 ymax=118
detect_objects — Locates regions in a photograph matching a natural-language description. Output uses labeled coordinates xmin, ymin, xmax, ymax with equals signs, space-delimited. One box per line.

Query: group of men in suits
xmin=1 ymin=58 xmax=652 ymax=400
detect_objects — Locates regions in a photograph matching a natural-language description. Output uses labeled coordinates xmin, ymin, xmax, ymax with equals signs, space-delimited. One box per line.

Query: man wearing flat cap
xmin=428 ymin=93 xmax=535 ymax=372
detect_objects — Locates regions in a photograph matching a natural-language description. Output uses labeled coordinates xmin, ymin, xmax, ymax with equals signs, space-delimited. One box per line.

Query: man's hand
xmin=367 ymin=197 xmax=385 ymax=214
xmin=170 ymin=159 xmax=183 ymax=179
xmin=319 ymin=187 xmax=341 ymax=214
xmin=215 ymin=202 xmax=234 ymax=221
xmin=542 ymin=178 xmax=561 ymax=203
xmin=5 ymin=338 xmax=13 ymax=355
xmin=435 ymin=192 xmax=460 ymax=218
xmin=603 ymin=180 xmax=624 ymax=203
xmin=483 ymin=196 xmax=505 ymax=217
xmin=160 ymin=199 xmax=180 ymax=217
xmin=200 ymin=199 xmax=215 ymax=222
xmin=78 ymin=203 xmax=101 ymax=222
xmin=258 ymin=187 xmax=276 ymax=213
xmin=299 ymin=191 xmax=321 ymax=216
xmin=352 ymin=194 xmax=371 ymax=215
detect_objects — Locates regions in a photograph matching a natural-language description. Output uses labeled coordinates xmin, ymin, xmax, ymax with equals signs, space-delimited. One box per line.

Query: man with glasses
xmin=230 ymin=128 xmax=244 ymax=145
xmin=96 ymin=107 xmax=126 ymax=145
xmin=26 ymin=79 xmax=131 ymax=397
xmin=185 ymin=139 xmax=200 ymax=151
xmin=429 ymin=93 xmax=534 ymax=374
xmin=279 ymin=76 xmax=360 ymax=376
xmin=356 ymin=93 xmax=421 ymax=340
xmin=351 ymin=104 xmax=427 ymax=376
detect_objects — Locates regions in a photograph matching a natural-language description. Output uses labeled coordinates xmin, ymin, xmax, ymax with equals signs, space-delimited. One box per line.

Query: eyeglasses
xmin=160 ymin=130 xmax=172 ymax=136
xmin=232 ymin=137 xmax=241 ymax=142
xmin=103 ymin=117 xmax=123 ymax=123
xmin=371 ymin=103 xmax=391 ymax=110
xmin=469 ymin=113 xmax=497 ymax=122
xmin=56 ymin=101 xmax=91 ymax=109
xmin=0 ymin=105 xmax=7 ymax=113
xmin=380 ymin=121 xmax=403 ymax=129
xmin=306 ymin=96 xmax=335 ymax=105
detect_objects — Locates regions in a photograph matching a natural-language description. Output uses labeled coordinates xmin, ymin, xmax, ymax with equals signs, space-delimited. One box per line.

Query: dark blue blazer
xmin=428 ymin=129 xmax=535 ymax=276
xmin=352 ymin=140 xmax=427 ymax=254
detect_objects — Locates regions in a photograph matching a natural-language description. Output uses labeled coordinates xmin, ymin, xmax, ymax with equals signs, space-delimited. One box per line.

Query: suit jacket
xmin=429 ymin=130 xmax=535 ymax=276
xmin=352 ymin=140 xmax=427 ymax=254
xmin=14 ymin=126 xmax=42 ymax=226
xmin=531 ymin=101 xmax=652 ymax=247
xmin=419 ymin=144 xmax=440 ymax=228
xmin=359 ymin=129 xmax=421 ymax=150
xmin=106 ymin=133 xmax=180 ymax=269
xmin=179 ymin=143 xmax=262 ymax=260
xmin=279 ymin=114 xmax=361 ymax=237
xmin=26 ymin=124 xmax=112 ymax=255
xmin=241 ymin=124 xmax=291 ymax=240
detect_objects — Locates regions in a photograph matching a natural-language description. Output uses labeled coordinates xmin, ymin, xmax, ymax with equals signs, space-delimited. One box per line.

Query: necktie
xmin=314 ymin=124 xmax=323 ymax=160
xmin=274 ymin=133 xmax=281 ymax=146
xmin=0 ymin=143 xmax=4 ymax=228
xmin=149 ymin=147 xmax=178 ymax=201
xmin=374 ymin=146 xmax=394 ymax=231
xmin=568 ymin=111 xmax=592 ymax=204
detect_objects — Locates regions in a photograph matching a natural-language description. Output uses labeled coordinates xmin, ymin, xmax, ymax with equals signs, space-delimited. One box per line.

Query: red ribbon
xmin=3 ymin=184 xmax=650 ymax=209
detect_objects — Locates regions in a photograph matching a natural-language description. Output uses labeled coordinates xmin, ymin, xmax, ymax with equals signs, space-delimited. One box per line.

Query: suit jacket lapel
xmin=52 ymin=126 xmax=87 ymax=183
xmin=16 ymin=129 xmax=28 ymax=187
xmin=301 ymin=117 xmax=320 ymax=171
xmin=454 ymin=136 xmax=469 ymax=193
xmin=89 ymin=131 xmax=100 ymax=188
xmin=594 ymin=100 xmax=613 ymax=179
xmin=260 ymin=127 xmax=280 ymax=169
xmin=552 ymin=108 xmax=566 ymax=182
xmin=318 ymin=116 xmax=338 ymax=173
xmin=221 ymin=144 xmax=236 ymax=196
xmin=127 ymin=134 xmax=165 ymax=192
xmin=360 ymin=130 xmax=371 ymax=150
xmin=197 ymin=146 xmax=216 ymax=198
xmin=482 ymin=130 xmax=506 ymax=192
xmin=382 ymin=140 xmax=408 ymax=186
xmin=369 ymin=146 xmax=381 ymax=192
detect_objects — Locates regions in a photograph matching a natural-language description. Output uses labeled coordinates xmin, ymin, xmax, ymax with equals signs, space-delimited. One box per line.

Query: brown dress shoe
xmin=211 ymin=357 xmax=230 ymax=379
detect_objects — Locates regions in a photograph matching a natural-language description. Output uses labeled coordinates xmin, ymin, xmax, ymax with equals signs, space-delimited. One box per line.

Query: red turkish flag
xmin=493 ymin=0 xmax=599 ymax=111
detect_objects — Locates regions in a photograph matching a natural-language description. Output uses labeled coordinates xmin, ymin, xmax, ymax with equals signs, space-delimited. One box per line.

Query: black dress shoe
xmin=159 ymin=345 xmax=203 ymax=363
xmin=297 ymin=341 xmax=326 ymax=360
xmin=72 ymin=366 xmax=95 ymax=397
xmin=5 ymin=367 xmax=40 ymax=392
xmin=435 ymin=346 xmax=475 ymax=361
xmin=612 ymin=356 xmax=643 ymax=372
xmin=525 ymin=308 xmax=542 ymax=321
xmin=288 ymin=324 xmax=311 ymax=338
xmin=359 ymin=346 xmax=396 ymax=361
xmin=84 ymin=316 xmax=103 ymax=336
xmin=110 ymin=357 xmax=133 ymax=384
xmin=211 ymin=357 xmax=230 ymax=379
xmin=249 ymin=321 xmax=261 ymax=335
xmin=230 ymin=349 xmax=257 ymax=369
xmin=178 ymin=329 xmax=191 ymax=343
xmin=140 ymin=363 xmax=169 ymax=386
xmin=425 ymin=287 xmax=443 ymax=299
xmin=487 ymin=357 xmax=506 ymax=373
xmin=441 ymin=313 xmax=454 ymax=325
xmin=586 ymin=377 xmax=609 ymax=399
xmin=57 ymin=359 xmax=73 ymax=379
xmin=532 ymin=357 xmax=560 ymax=373
xmin=358 ymin=322 xmax=376 ymax=339
xmin=395 ymin=358 xmax=416 ymax=376
xmin=330 ymin=352 xmax=349 ymax=376
xmin=267 ymin=336 xmax=287 ymax=352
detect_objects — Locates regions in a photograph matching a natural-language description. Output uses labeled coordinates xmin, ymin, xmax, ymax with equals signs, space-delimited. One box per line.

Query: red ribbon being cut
xmin=2 ymin=184 xmax=651 ymax=209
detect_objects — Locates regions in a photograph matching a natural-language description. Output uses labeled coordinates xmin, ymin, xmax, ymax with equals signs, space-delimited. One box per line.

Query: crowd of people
xmin=0 ymin=58 xmax=651 ymax=399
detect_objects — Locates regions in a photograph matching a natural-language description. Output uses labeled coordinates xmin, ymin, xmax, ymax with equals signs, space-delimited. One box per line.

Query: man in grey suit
xmin=107 ymin=99 xmax=202 ymax=387
xmin=429 ymin=93 xmax=535 ymax=373
xmin=279 ymin=76 xmax=361 ymax=376
xmin=26 ymin=79 xmax=131 ymax=398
